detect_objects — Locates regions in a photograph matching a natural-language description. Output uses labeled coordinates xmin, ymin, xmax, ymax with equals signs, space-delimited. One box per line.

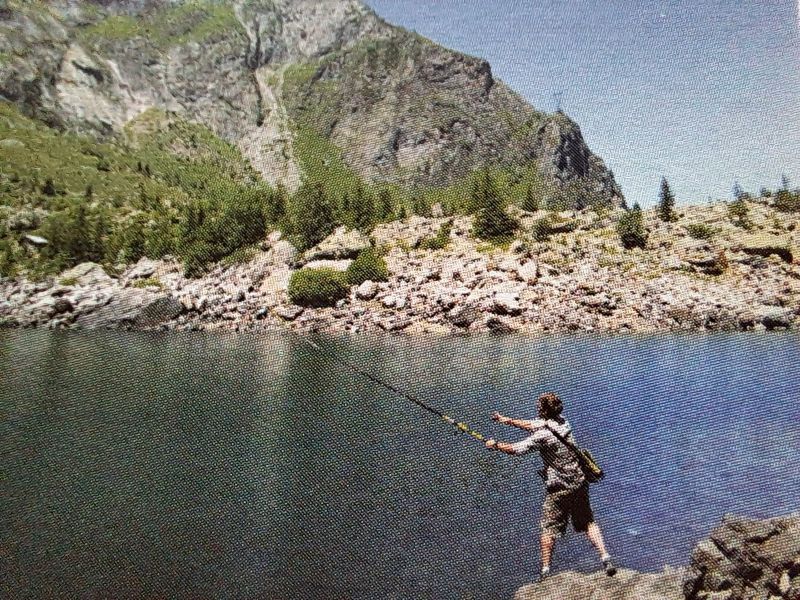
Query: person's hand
xmin=491 ymin=411 xmax=503 ymax=422
xmin=485 ymin=439 xmax=497 ymax=450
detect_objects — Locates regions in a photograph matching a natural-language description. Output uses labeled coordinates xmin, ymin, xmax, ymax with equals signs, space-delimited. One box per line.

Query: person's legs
xmin=571 ymin=486 xmax=617 ymax=576
xmin=539 ymin=490 xmax=568 ymax=580
xmin=586 ymin=521 xmax=609 ymax=558
xmin=540 ymin=532 xmax=556 ymax=570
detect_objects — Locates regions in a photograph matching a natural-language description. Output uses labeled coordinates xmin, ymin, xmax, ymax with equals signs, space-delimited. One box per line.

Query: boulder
xmin=274 ymin=305 xmax=304 ymax=321
xmin=22 ymin=234 xmax=48 ymax=247
xmin=684 ymin=251 xmax=728 ymax=275
xmin=736 ymin=234 xmax=794 ymax=263
xmin=302 ymin=259 xmax=352 ymax=272
xmin=303 ymin=226 xmax=370 ymax=261
xmin=683 ymin=513 xmax=800 ymax=600
xmin=132 ymin=296 xmax=184 ymax=327
xmin=753 ymin=306 xmax=794 ymax=330
xmin=73 ymin=290 xmax=181 ymax=329
xmin=271 ymin=240 xmax=298 ymax=265
xmin=493 ymin=292 xmax=522 ymax=316
xmin=447 ymin=306 xmax=481 ymax=328
xmin=59 ymin=262 xmax=114 ymax=287
xmin=356 ymin=280 xmax=378 ymax=300
xmin=485 ymin=315 xmax=517 ymax=333
xmin=53 ymin=298 xmax=73 ymax=315
xmin=125 ymin=258 xmax=158 ymax=280
xmin=517 ymin=261 xmax=539 ymax=284
xmin=515 ymin=569 xmax=684 ymax=600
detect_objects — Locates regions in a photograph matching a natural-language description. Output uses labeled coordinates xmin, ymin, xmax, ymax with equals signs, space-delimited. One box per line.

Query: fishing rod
xmin=285 ymin=328 xmax=488 ymax=445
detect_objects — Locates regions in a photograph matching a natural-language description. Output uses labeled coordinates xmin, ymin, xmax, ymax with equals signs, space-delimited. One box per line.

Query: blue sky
xmin=364 ymin=0 xmax=800 ymax=207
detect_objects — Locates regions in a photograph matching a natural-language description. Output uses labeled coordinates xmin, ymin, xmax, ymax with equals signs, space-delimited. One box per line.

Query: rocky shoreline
xmin=2 ymin=202 xmax=799 ymax=335
xmin=515 ymin=512 xmax=800 ymax=600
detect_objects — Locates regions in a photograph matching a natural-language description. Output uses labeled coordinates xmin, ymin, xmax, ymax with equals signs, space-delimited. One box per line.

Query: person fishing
xmin=484 ymin=392 xmax=617 ymax=582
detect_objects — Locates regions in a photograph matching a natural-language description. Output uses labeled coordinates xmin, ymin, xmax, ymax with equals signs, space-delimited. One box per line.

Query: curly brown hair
xmin=537 ymin=392 xmax=563 ymax=420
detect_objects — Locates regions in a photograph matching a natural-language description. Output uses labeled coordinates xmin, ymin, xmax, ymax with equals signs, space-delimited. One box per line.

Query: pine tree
xmin=521 ymin=183 xmax=539 ymax=212
xmin=732 ymin=181 xmax=745 ymax=201
xmin=472 ymin=171 xmax=518 ymax=240
xmin=617 ymin=202 xmax=648 ymax=249
xmin=269 ymin=183 xmax=289 ymax=228
xmin=351 ymin=182 xmax=375 ymax=232
xmin=657 ymin=177 xmax=676 ymax=222
xmin=290 ymin=182 xmax=335 ymax=251
xmin=377 ymin=188 xmax=393 ymax=221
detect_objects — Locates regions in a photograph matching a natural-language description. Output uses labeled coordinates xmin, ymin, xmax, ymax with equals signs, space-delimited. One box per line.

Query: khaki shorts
xmin=541 ymin=484 xmax=594 ymax=537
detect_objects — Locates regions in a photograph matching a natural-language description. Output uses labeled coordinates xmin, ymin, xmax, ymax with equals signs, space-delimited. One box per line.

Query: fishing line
xmin=284 ymin=328 xmax=489 ymax=445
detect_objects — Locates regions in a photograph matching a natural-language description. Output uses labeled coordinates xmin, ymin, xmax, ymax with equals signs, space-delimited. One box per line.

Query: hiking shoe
xmin=536 ymin=569 xmax=551 ymax=583
xmin=602 ymin=557 xmax=617 ymax=577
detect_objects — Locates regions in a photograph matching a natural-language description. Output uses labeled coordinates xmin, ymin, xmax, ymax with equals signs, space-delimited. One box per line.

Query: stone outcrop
xmin=683 ymin=514 xmax=800 ymax=600
xmin=516 ymin=569 xmax=685 ymax=600
xmin=515 ymin=513 xmax=800 ymax=600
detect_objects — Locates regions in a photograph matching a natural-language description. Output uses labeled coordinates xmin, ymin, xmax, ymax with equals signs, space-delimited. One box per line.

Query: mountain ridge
xmin=0 ymin=0 xmax=622 ymax=201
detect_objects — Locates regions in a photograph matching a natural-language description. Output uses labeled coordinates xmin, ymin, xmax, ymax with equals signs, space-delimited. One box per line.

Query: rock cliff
xmin=0 ymin=0 xmax=622 ymax=199
xmin=515 ymin=513 xmax=800 ymax=600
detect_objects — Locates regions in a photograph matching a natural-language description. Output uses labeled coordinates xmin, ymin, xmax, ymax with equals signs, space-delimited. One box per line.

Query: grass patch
xmin=131 ymin=277 xmax=162 ymax=289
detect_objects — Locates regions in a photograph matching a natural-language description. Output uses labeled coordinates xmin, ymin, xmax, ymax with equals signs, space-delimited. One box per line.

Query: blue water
xmin=1 ymin=330 xmax=799 ymax=599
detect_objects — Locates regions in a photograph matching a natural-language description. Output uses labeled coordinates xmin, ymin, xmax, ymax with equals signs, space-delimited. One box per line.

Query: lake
xmin=2 ymin=330 xmax=799 ymax=599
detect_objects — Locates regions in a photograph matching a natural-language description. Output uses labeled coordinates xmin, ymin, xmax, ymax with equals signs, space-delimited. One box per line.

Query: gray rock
xmin=73 ymin=290 xmax=179 ymax=329
xmin=683 ymin=513 xmax=800 ymax=600
xmin=303 ymin=226 xmax=370 ymax=262
xmin=53 ymin=298 xmax=73 ymax=314
xmin=22 ymin=234 xmax=48 ymax=247
xmin=492 ymin=292 xmax=522 ymax=316
xmin=133 ymin=296 xmax=184 ymax=327
xmin=447 ymin=306 xmax=481 ymax=328
xmin=274 ymin=305 xmax=304 ymax=321
xmin=59 ymin=262 xmax=113 ymax=287
xmin=517 ymin=261 xmax=539 ymax=284
xmin=754 ymin=306 xmax=793 ymax=330
xmin=271 ymin=240 xmax=298 ymax=265
xmin=485 ymin=315 xmax=516 ymax=333
xmin=515 ymin=569 xmax=684 ymax=600
xmin=356 ymin=280 xmax=378 ymax=300
xmin=125 ymin=258 xmax=158 ymax=280
xmin=302 ymin=259 xmax=352 ymax=272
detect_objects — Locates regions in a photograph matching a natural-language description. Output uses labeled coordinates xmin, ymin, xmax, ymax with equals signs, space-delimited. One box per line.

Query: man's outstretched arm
xmin=484 ymin=439 xmax=519 ymax=455
xmin=491 ymin=411 xmax=538 ymax=431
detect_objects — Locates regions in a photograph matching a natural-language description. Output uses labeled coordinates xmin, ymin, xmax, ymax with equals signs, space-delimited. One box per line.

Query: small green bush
xmin=346 ymin=247 xmax=389 ymax=286
xmin=616 ymin=204 xmax=648 ymax=249
xmin=131 ymin=277 xmax=162 ymax=289
xmin=288 ymin=268 xmax=350 ymax=307
xmin=418 ymin=220 xmax=453 ymax=250
xmin=774 ymin=189 xmax=800 ymax=213
xmin=728 ymin=198 xmax=752 ymax=228
xmin=531 ymin=216 xmax=554 ymax=242
xmin=685 ymin=223 xmax=716 ymax=240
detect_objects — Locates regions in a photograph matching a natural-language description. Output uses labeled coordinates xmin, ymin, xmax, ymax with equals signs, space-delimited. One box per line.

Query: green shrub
xmin=131 ymin=277 xmax=162 ymax=289
xmin=685 ymin=223 xmax=716 ymax=240
xmin=657 ymin=177 xmax=677 ymax=222
xmin=531 ymin=216 xmax=554 ymax=242
xmin=346 ymin=247 xmax=389 ymax=285
xmin=728 ymin=198 xmax=752 ymax=228
xmin=774 ymin=189 xmax=800 ymax=213
xmin=616 ymin=203 xmax=648 ymax=249
xmin=288 ymin=268 xmax=350 ymax=307
xmin=289 ymin=182 xmax=336 ymax=251
xmin=418 ymin=220 xmax=453 ymax=250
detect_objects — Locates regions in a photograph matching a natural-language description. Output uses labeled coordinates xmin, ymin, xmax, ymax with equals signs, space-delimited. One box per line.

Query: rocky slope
xmin=0 ymin=0 xmax=621 ymax=199
xmin=2 ymin=199 xmax=798 ymax=333
xmin=515 ymin=513 xmax=800 ymax=600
